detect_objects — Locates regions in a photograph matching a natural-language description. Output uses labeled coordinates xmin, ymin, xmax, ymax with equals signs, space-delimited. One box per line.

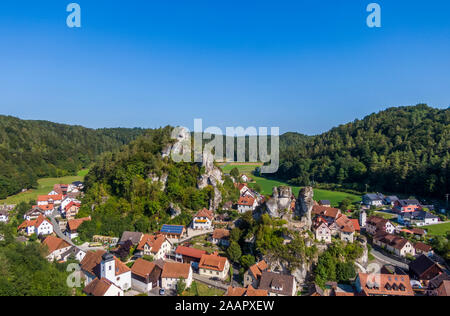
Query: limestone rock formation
xmin=197 ymin=150 xmax=224 ymax=211
xmin=167 ymin=203 xmax=182 ymax=219
xmin=265 ymin=186 xmax=293 ymax=218
xmin=148 ymin=172 xmax=168 ymax=191
xmin=295 ymin=187 xmax=314 ymax=231
xmin=162 ymin=127 xmax=190 ymax=159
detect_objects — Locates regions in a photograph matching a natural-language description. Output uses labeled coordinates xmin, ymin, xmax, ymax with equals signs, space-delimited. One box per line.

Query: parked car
xmin=159 ymin=288 xmax=165 ymax=296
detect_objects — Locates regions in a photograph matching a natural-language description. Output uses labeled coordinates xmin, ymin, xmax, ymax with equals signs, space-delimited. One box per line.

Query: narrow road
xmin=370 ymin=249 xmax=409 ymax=270
xmin=193 ymin=273 xmax=229 ymax=291
xmin=48 ymin=213 xmax=75 ymax=246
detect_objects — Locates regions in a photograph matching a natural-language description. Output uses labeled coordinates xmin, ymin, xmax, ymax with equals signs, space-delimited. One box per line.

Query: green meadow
xmin=0 ymin=169 xmax=88 ymax=205
xmin=219 ymin=164 xmax=361 ymax=206
xmin=422 ymin=222 xmax=450 ymax=237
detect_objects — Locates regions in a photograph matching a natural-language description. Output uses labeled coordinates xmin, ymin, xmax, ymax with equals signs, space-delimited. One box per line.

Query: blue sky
xmin=0 ymin=0 xmax=449 ymax=135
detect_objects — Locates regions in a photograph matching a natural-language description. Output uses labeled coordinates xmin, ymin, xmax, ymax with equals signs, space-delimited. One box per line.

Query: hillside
xmin=275 ymin=104 xmax=449 ymax=198
xmin=0 ymin=115 xmax=147 ymax=199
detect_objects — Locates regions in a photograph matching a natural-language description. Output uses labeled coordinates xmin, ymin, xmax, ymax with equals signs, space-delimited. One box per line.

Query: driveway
xmin=193 ymin=273 xmax=229 ymax=291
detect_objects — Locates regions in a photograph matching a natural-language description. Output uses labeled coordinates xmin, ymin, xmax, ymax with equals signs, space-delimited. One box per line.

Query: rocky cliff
xmin=295 ymin=187 xmax=314 ymax=231
xmin=198 ymin=150 xmax=224 ymax=211
xmin=265 ymin=186 xmax=294 ymax=218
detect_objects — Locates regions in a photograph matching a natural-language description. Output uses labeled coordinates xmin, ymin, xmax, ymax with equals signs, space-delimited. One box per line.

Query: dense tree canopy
xmin=0 ymin=115 xmax=147 ymax=199
xmin=276 ymin=105 xmax=449 ymax=198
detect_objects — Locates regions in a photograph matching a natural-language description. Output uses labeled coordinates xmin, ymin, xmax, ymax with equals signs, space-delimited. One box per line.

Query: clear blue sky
xmin=0 ymin=0 xmax=449 ymax=135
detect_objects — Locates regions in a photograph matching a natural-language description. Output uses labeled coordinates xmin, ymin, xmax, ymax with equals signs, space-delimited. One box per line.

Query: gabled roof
xmin=67 ymin=217 xmax=91 ymax=231
xmin=194 ymin=208 xmax=214 ymax=220
xmin=212 ymin=229 xmax=230 ymax=240
xmin=397 ymin=199 xmax=420 ymax=206
xmin=119 ymin=231 xmax=144 ymax=245
xmin=199 ymin=252 xmax=228 ymax=272
xmin=175 ymin=246 xmax=207 ymax=259
xmin=161 ymin=262 xmax=191 ymax=279
xmin=37 ymin=194 xmax=63 ymax=202
xmin=83 ymin=278 xmax=117 ymax=296
xmin=42 ymin=236 xmax=71 ymax=255
xmin=409 ymin=255 xmax=442 ymax=279
xmin=335 ymin=214 xmax=355 ymax=233
xmin=437 ymin=280 xmax=450 ymax=296
xmin=248 ymin=260 xmax=268 ymax=279
xmin=374 ymin=233 xmax=410 ymax=250
xmin=131 ymin=258 xmax=159 ymax=278
xmin=312 ymin=205 xmax=341 ymax=219
xmin=259 ymin=271 xmax=295 ymax=296
xmin=414 ymin=242 xmax=432 ymax=253
xmin=357 ymin=273 xmax=413 ymax=296
xmin=364 ymin=193 xmax=385 ymax=201
xmin=137 ymin=234 xmax=168 ymax=253
xmin=18 ymin=215 xmax=51 ymax=230
xmin=237 ymin=196 xmax=255 ymax=206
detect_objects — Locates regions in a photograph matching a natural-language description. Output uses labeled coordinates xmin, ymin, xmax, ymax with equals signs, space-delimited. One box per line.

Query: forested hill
xmin=275 ymin=104 xmax=449 ymax=198
xmin=0 ymin=115 xmax=147 ymax=199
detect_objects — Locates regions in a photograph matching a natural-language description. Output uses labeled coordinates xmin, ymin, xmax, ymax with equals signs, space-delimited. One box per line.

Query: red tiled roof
xmin=212 ymin=229 xmax=230 ymax=240
xmin=237 ymin=196 xmax=255 ymax=206
xmin=175 ymin=246 xmax=207 ymax=259
xmin=194 ymin=208 xmax=214 ymax=220
xmin=67 ymin=217 xmax=91 ymax=231
xmin=199 ymin=252 xmax=228 ymax=272
xmin=161 ymin=262 xmax=191 ymax=279
xmin=227 ymin=285 xmax=268 ymax=296
xmin=249 ymin=260 xmax=268 ymax=278
xmin=42 ymin=236 xmax=71 ymax=255
xmin=18 ymin=215 xmax=51 ymax=230
xmin=350 ymin=219 xmax=361 ymax=232
xmin=131 ymin=258 xmax=158 ymax=278
xmin=312 ymin=205 xmax=341 ymax=219
xmin=357 ymin=273 xmax=414 ymax=296
xmin=137 ymin=234 xmax=167 ymax=254
xmin=37 ymin=194 xmax=63 ymax=202
xmin=80 ymin=250 xmax=130 ymax=277
xmin=83 ymin=278 xmax=116 ymax=296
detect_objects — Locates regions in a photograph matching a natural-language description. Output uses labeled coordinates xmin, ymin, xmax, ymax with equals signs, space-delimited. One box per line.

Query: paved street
xmin=370 ymin=248 xmax=409 ymax=270
xmin=193 ymin=273 xmax=230 ymax=291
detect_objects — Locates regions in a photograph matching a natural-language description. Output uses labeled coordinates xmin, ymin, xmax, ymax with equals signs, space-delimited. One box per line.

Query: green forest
xmin=0 ymin=115 xmax=147 ymax=199
xmin=275 ymin=104 xmax=449 ymax=198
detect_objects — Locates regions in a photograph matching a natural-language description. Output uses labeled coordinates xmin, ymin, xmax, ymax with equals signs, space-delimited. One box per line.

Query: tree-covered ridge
xmin=0 ymin=115 xmax=147 ymax=199
xmin=275 ymin=104 xmax=449 ymax=198
xmin=77 ymin=127 xmax=239 ymax=239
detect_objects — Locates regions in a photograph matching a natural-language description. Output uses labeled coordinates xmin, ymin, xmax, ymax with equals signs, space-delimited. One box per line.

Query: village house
xmin=24 ymin=207 xmax=45 ymax=221
xmin=237 ymin=196 xmax=257 ymax=214
xmin=49 ymin=184 xmax=68 ymax=196
xmin=427 ymin=274 xmax=450 ymax=296
xmin=211 ymin=228 xmax=231 ymax=247
xmin=80 ymin=251 xmax=131 ymax=292
xmin=192 ymin=208 xmax=214 ymax=230
xmin=161 ymin=262 xmax=193 ymax=291
xmin=244 ymin=260 xmax=269 ymax=288
xmin=42 ymin=236 xmax=72 ymax=262
xmin=335 ymin=214 xmax=356 ymax=243
xmin=409 ymin=255 xmax=444 ymax=283
xmin=37 ymin=194 xmax=63 ymax=206
xmin=258 ymin=271 xmax=297 ymax=296
xmin=394 ymin=199 xmax=422 ymax=213
xmin=34 ymin=204 xmax=55 ymax=216
xmin=199 ymin=252 xmax=230 ymax=280
xmin=373 ymin=233 xmax=415 ymax=257
xmin=414 ymin=242 xmax=434 ymax=257
xmin=362 ymin=193 xmax=385 ymax=207
xmin=312 ymin=205 xmax=341 ymax=224
xmin=175 ymin=246 xmax=207 ymax=268
xmin=136 ymin=233 xmax=172 ymax=260
xmin=62 ymin=200 xmax=81 ymax=219
xmin=355 ymin=272 xmax=414 ymax=296
xmin=366 ymin=216 xmax=395 ymax=235
xmin=314 ymin=220 xmax=332 ymax=244
xmin=18 ymin=215 xmax=53 ymax=236
xmin=226 ymin=285 xmax=268 ymax=296
xmin=65 ymin=217 xmax=91 ymax=239
xmin=131 ymin=258 xmax=163 ymax=293
xmin=119 ymin=231 xmax=144 ymax=246
xmin=384 ymin=196 xmax=399 ymax=206
xmin=397 ymin=210 xmax=439 ymax=226
xmin=83 ymin=277 xmax=123 ymax=297
xmin=0 ymin=210 xmax=9 ymax=223
xmin=160 ymin=224 xmax=186 ymax=241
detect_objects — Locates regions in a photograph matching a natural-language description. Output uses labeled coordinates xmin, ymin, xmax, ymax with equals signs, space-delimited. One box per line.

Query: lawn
xmin=250 ymin=175 xmax=361 ymax=207
xmin=0 ymin=169 xmax=89 ymax=205
xmin=182 ymin=281 xmax=225 ymax=296
xmin=422 ymin=222 xmax=450 ymax=237
xmin=219 ymin=164 xmax=361 ymax=207
xmin=374 ymin=211 xmax=398 ymax=220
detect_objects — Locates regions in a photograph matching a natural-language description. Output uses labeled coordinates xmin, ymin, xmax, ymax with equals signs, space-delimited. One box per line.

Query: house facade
xmin=131 ymin=258 xmax=163 ymax=293
xmin=258 ymin=271 xmax=297 ymax=296
xmin=366 ymin=216 xmax=395 ymax=235
xmin=161 ymin=262 xmax=193 ymax=290
xmin=362 ymin=193 xmax=385 ymax=207
xmin=199 ymin=252 xmax=230 ymax=280
xmin=42 ymin=236 xmax=72 ymax=262
xmin=373 ymin=234 xmax=415 ymax=257
xmin=394 ymin=199 xmax=422 ymax=213
xmin=211 ymin=229 xmax=231 ymax=247
xmin=237 ymin=196 xmax=257 ymax=214
xmin=244 ymin=260 xmax=268 ymax=288
xmin=192 ymin=208 xmax=214 ymax=230
xmin=315 ymin=222 xmax=332 ymax=243
xmin=136 ymin=234 xmax=172 ymax=260
xmin=18 ymin=215 xmax=53 ymax=236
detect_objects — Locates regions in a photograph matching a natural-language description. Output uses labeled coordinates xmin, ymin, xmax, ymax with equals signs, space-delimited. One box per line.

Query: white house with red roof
xmin=237 ymin=196 xmax=257 ymax=213
xmin=18 ymin=215 xmax=53 ymax=236
xmin=192 ymin=208 xmax=214 ymax=230
xmin=37 ymin=194 xmax=63 ymax=206
xmin=199 ymin=252 xmax=230 ymax=280
xmin=136 ymin=234 xmax=172 ymax=260
xmin=161 ymin=262 xmax=193 ymax=290
xmin=42 ymin=236 xmax=72 ymax=262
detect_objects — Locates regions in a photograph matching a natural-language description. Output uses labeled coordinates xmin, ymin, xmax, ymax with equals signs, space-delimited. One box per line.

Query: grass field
xmin=422 ymin=222 xmax=450 ymax=237
xmin=0 ymin=169 xmax=89 ymax=205
xmin=182 ymin=281 xmax=225 ymax=296
xmin=219 ymin=164 xmax=361 ymax=206
xmin=219 ymin=162 xmax=263 ymax=175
